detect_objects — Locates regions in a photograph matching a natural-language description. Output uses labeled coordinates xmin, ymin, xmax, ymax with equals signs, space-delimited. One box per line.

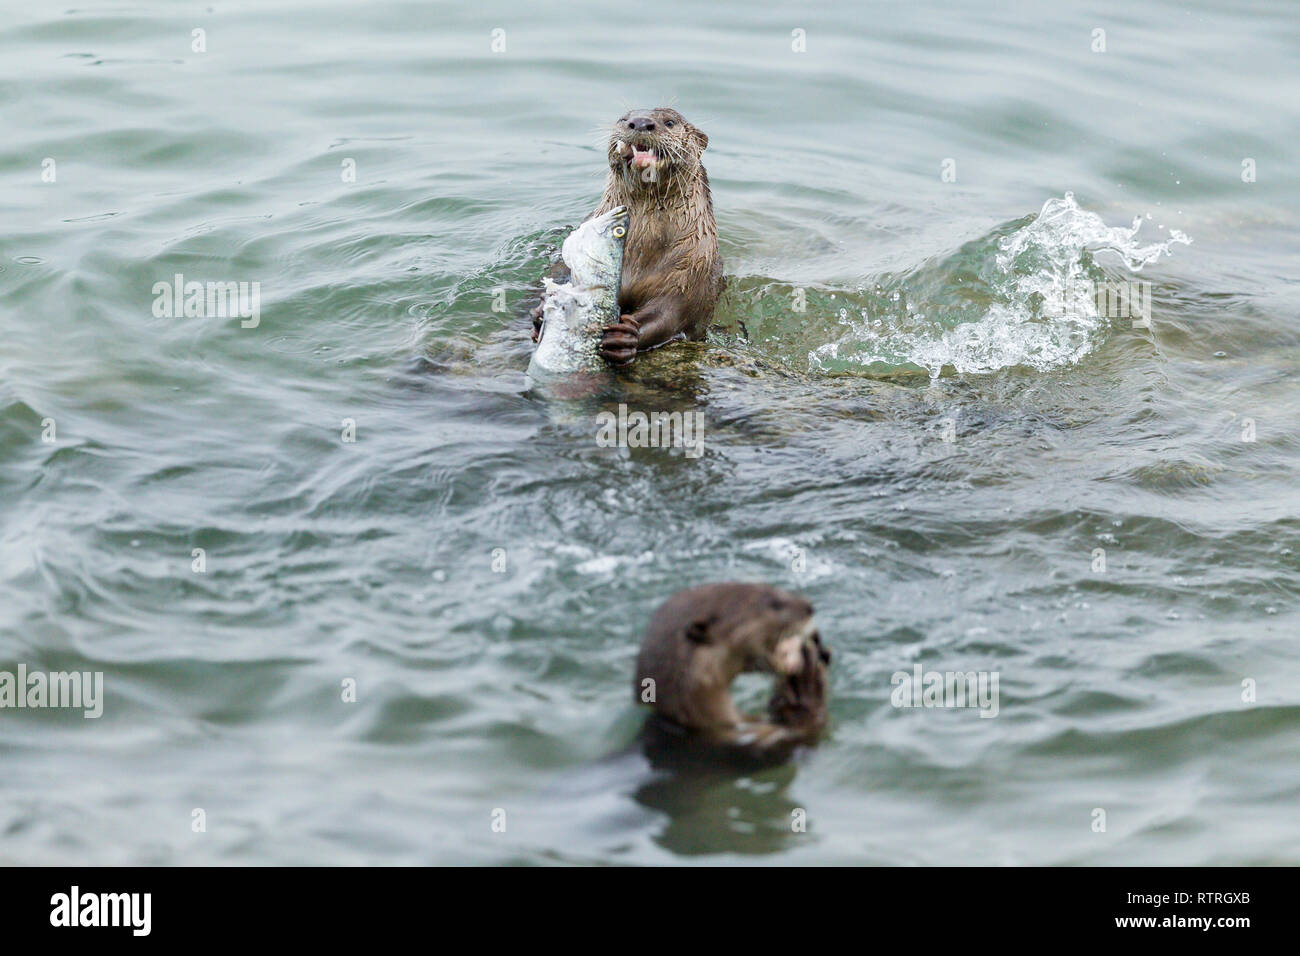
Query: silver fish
xmin=527 ymin=205 xmax=628 ymax=381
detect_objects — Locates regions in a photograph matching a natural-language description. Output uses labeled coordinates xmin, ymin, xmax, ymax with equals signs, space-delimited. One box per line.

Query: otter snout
xmin=772 ymin=635 xmax=805 ymax=675
xmin=770 ymin=617 xmax=828 ymax=675
xmin=625 ymin=113 xmax=657 ymax=132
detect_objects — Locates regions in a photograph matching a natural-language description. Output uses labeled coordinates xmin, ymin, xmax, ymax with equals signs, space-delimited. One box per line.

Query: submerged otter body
xmin=532 ymin=107 xmax=723 ymax=366
xmin=634 ymin=582 xmax=831 ymax=763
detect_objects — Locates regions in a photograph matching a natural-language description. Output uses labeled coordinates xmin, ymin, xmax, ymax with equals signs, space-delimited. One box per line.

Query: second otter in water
xmin=634 ymin=583 xmax=831 ymax=763
xmin=532 ymin=107 xmax=723 ymax=366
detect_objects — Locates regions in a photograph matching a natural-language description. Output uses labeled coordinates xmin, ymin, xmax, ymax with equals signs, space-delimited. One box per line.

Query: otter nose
xmin=627 ymin=115 xmax=657 ymax=132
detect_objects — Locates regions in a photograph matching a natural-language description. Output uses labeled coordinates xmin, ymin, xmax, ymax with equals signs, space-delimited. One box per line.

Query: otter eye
xmin=665 ymin=120 xmax=674 ymax=127
xmin=612 ymin=225 xmax=626 ymax=238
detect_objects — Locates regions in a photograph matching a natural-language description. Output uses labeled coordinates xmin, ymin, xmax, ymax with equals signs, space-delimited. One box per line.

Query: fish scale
xmin=527 ymin=206 xmax=629 ymax=381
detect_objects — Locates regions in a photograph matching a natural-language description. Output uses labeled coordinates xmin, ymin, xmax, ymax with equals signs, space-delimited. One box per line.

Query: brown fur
xmin=531 ymin=107 xmax=723 ymax=365
xmin=633 ymin=583 xmax=830 ymax=759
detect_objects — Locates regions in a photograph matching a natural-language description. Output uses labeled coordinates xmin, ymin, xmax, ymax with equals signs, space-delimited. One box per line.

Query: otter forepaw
xmin=600 ymin=314 xmax=641 ymax=366
xmin=530 ymin=302 xmax=544 ymax=343
xmin=767 ymin=640 xmax=829 ymax=730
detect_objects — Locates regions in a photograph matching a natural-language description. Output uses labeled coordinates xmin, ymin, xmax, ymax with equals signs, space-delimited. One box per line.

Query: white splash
xmin=810 ymin=193 xmax=1191 ymax=377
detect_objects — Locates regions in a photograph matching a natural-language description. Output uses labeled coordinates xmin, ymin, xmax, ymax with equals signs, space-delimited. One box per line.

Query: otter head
xmin=636 ymin=582 xmax=831 ymax=736
xmin=682 ymin=583 xmax=830 ymax=680
xmin=607 ymin=107 xmax=708 ymax=192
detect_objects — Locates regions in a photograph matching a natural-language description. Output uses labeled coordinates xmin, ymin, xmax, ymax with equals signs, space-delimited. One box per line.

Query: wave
xmin=808 ymin=193 xmax=1192 ymax=377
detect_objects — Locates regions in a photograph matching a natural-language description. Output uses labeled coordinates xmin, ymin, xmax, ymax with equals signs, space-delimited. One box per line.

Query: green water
xmin=1 ymin=0 xmax=1297 ymax=864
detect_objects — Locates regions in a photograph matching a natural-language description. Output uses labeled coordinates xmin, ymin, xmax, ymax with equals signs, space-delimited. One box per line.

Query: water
xmin=1 ymin=0 xmax=1297 ymax=864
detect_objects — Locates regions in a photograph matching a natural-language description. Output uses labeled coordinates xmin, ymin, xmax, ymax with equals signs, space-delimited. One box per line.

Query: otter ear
xmin=685 ymin=615 xmax=715 ymax=644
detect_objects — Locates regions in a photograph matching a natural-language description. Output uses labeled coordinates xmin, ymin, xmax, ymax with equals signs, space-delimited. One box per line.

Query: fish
xmin=527 ymin=205 xmax=629 ymax=383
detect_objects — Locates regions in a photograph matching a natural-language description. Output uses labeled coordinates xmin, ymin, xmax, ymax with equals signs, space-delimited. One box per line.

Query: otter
xmin=633 ymin=583 xmax=831 ymax=763
xmin=531 ymin=107 xmax=723 ymax=366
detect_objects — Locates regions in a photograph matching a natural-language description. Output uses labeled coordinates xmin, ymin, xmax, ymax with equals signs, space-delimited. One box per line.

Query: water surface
xmin=1 ymin=0 xmax=1298 ymax=864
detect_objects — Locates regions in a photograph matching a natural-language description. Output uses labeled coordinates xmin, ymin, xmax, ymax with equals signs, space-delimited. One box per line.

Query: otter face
xmin=676 ymin=583 xmax=827 ymax=678
xmin=729 ymin=588 xmax=828 ymax=677
xmin=607 ymin=107 xmax=708 ymax=188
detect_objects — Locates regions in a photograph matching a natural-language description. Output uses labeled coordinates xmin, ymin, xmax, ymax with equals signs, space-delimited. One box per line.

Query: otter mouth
xmin=628 ymin=143 xmax=658 ymax=170
xmin=614 ymin=136 xmax=666 ymax=174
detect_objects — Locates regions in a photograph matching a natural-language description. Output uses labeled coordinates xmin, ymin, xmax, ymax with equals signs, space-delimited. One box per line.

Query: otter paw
xmin=529 ymin=302 xmax=544 ymax=343
xmin=600 ymin=314 xmax=641 ymax=366
xmin=767 ymin=640 xmax=829 ymax=729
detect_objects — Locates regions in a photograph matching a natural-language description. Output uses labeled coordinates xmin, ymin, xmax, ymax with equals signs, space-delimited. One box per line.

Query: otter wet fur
xmin=531 ymin=107 xmax=723 ymax=366
xmin=634 ymin=583 xmax=831 ymax=762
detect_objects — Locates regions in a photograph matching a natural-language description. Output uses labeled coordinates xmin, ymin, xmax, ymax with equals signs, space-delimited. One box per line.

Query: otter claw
xmin=600 ymin=315 xmax=641 ymax=366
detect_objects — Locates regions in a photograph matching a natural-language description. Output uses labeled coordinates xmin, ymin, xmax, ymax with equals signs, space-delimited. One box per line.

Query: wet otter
xmin=531 ymin=107 xmax=723 ymax=366
xmin=634 ymin=583 xmax=831 ymax=764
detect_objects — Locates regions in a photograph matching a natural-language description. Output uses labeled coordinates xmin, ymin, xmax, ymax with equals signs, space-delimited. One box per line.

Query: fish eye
xmin=613 ymin=225 xmax=626 ymax=238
